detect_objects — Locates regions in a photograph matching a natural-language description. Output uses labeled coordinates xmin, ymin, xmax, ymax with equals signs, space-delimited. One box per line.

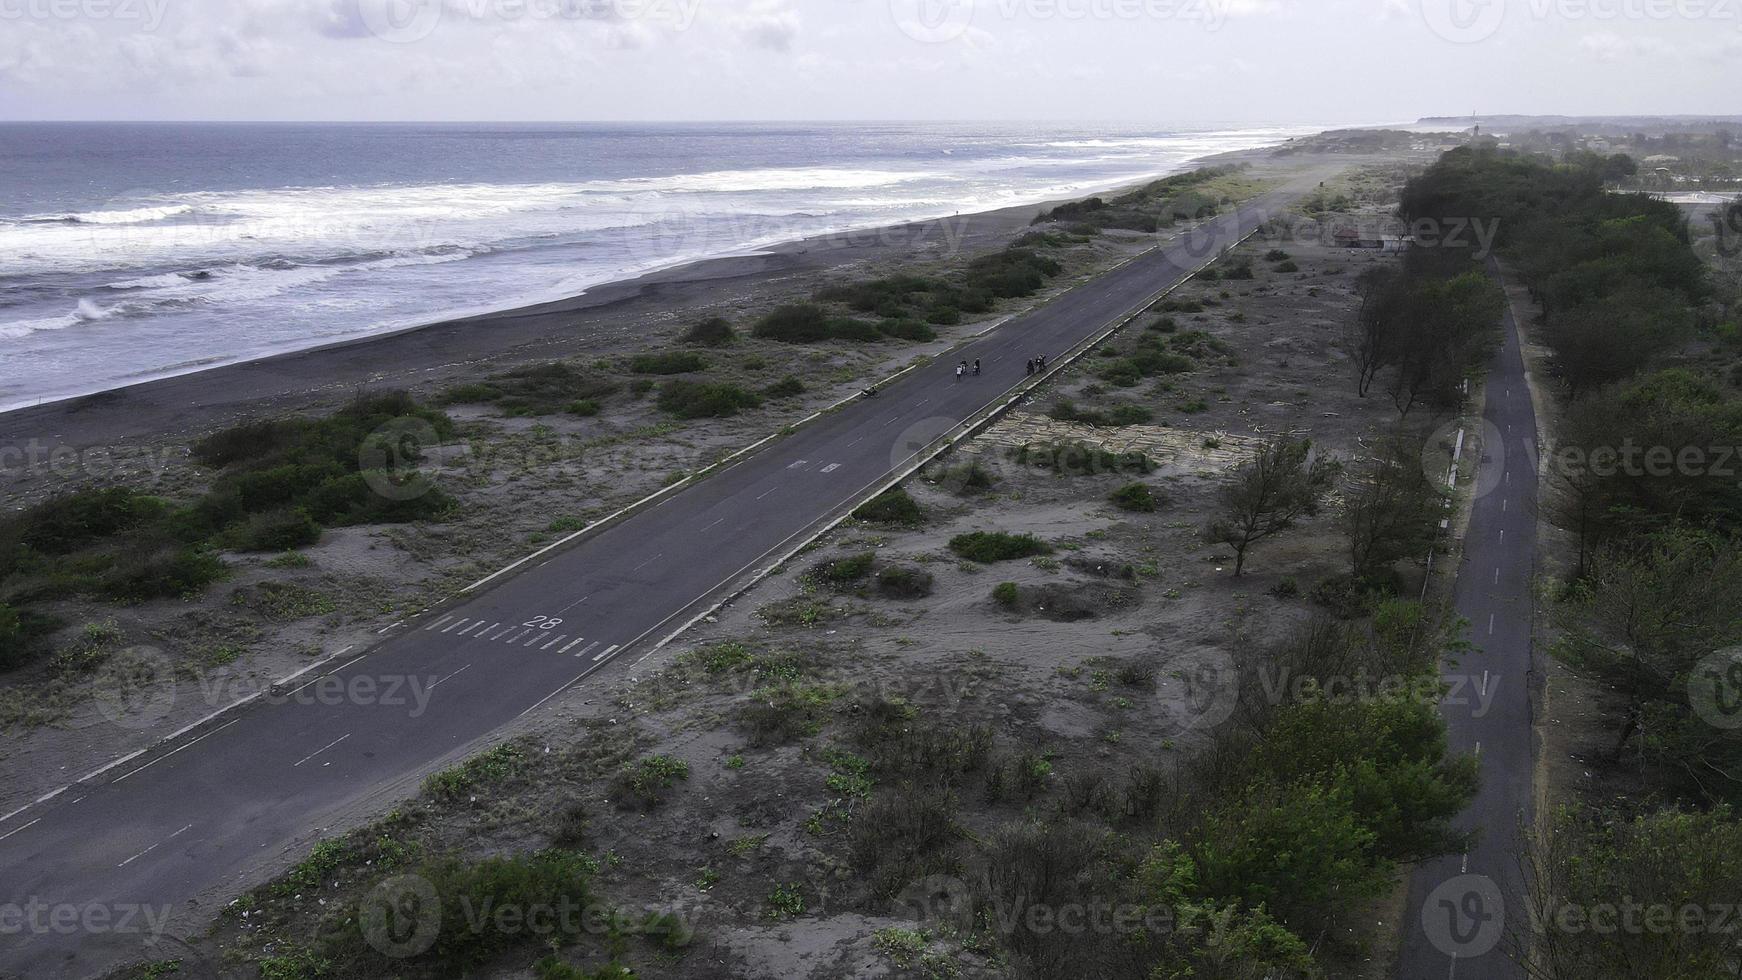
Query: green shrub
xmin=950 ymin=531 xmax=1052 ymax=563
xmin=813 ymin=552 xmax=875 ymax=586
xmin=1264 ymin=249 xmax=1290 ymax=262
xmin=925 ymin=305 xmax=961 ymax=325
xmin=0 ymin=603 xmax=60 ymax=672
xmin=1275 ymin=260 xmax=1299 ymax=273
xmin=754 ymin=304 xmax=885 ymax=344
xmin=97 ymin=547 xmax=227 ymax=604
xmin=629 ymin=351 xmax=708 ymax=375
xmin=682 ymin=316 xmax=737 ymax=346
xmin=1015 ymin=441 xmax=1155 ymax=476
xmin=874 ymin=565 xmax=934 ymax=599
xmin=9 ymin=487 xmax=167 ymax=556
xmin=610 ymin=754 xmax=691 ymax=810
xmin=875 ymin=319 xmax=937 ymax=342
xmin=567 ymin=399 xmax=600 ymax=417
xmin=1110 ymin=483 xmax=1160 ymax=512
xmin=440 ymin=363 xmax=615 ymax=416
xmin=992 ymin=582 xmax=1020 ymax=607
xmin=853 ymin=488 xmax=925 ymax=527
xmin=657 ymin=380 xmax=762 ymax=419
xmin=764 ymin=375 xmax=806 ymax=399
xmin=222 ymin=507 xmax=321 ymax=552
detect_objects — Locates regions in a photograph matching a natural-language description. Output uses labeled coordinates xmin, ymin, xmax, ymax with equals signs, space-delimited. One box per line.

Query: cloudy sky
xmin=0 ymin=0 xmax=1733 ymax=123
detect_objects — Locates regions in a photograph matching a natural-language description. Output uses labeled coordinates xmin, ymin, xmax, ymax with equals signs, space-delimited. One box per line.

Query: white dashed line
xmin=440 ymin=618 xmax=469 ymax=634
xmin=560 ymin=636 xmax=588 ymax=654
xmin=821 ymin=463 xmax=841 ymax=474
xmin=293 ymin=733 xmax=351 ymax=768
xmin=634 ymin=553 xmax=665 ymax=571
xmin=541 ymin=634 xmax=568 ymax=651
xmin=593 ymin=644 xmax=620 ymax=662
xmin=0 ymin=818 xmax=40 ymax=843
xmin=485 ymin=624 xmax=513 ymax=640
xmin=430 ymin=664 xmax=470 ymax=690
xmin=575 ymin=641 xmax=602 ymax=659
xmin=118 ymin=824 xmax=193 ymax=868
xmin=424 ymin=614 xmax=455 ymax=632
xmin=756 ymin=488 xmax=777 ymax=500
xmin=504 ymin=629 xmax=530 ymax=644
xmin=113 ymin=720 xmax=241 ymax=784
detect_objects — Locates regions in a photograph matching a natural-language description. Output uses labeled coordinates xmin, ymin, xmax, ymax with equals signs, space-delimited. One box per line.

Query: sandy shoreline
xmin=0 ymin=145 xmax=1283 ymax=450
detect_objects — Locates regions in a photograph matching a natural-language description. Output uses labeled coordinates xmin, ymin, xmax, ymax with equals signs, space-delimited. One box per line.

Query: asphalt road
xmin=1395 ymin=265 xmax=1540 ymax=979
xmin=0 ymin=184 xmax=1312 ymax=978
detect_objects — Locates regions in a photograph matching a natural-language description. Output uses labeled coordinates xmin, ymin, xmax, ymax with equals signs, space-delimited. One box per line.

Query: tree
xmin=1207 ymin=438 xmax=1339 ymax=576
xmin=1542 ymin=284 xmax=1693 ymax=398
xmin=1346 ymin=268 xmax=1400 ymax=398
xmin=1524 ymin=807 xmax=1742 ymax=979
xmin=1343 ymin=429 xmax=1445 ymax=579
xmin=1568 ymin=527 xmax=1742 ymax=785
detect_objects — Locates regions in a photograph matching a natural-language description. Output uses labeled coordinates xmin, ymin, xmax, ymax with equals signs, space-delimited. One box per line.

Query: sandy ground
xmin=170 ymin=161 xmax=1455 ymax=979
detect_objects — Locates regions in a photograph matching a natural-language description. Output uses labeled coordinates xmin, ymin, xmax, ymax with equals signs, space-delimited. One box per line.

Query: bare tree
xmin=1343 ymin=428 xmax=1445 ymax=579
xmin=1208 ymin=438 xmax=1339 ymax=576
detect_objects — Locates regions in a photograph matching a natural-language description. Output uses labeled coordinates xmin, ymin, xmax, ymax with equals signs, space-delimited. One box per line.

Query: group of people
xmin=951 ymin=353 xmax=1049 ymax=382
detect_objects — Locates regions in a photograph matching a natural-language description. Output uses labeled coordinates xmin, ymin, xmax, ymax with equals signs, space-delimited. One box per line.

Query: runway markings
xmin=575 ymin=641 xmax=601 ymax=659
xmin=788 ymin=460 xmax=809 ymax=470
xmin=560 ymin=636 xmax=588 ymax=654
xmin=113 ymin=719 xmax=241 ymax=785
xmin=821 ymin=463 xmax=842 ymax=474
xmin=440 ymin=618 xmax=469 ymax=634
xmin=424 ymin=613 xmax=455 ymax=632
xmin=541 ymin=634 xmax=568 ymax=650
xmin=756 ymin=488 xmax=777 ymax=501
xmin=0 ymin=818 xmax=40 ymax=843
xmin=593 ymin=645 xmax=620 ymax=662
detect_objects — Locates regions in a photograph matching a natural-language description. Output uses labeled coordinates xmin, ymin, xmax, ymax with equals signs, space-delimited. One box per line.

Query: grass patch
xmin=1014 ymin=441 xmax=1155 ymax=476
xmin=853 ymin=487 xmax=926 ymax=527
xmin=950 ymin=531 xmax=1052 ymax=563
xmin=628 ymin=351 xmax=707 ymax=375
xmin=682 ymin=316 xmax=736 ymax=346
xmin=657 ymin=380 xmax=761 ymax=419
xmin=441 ymin=362 xmax=617 ymax=416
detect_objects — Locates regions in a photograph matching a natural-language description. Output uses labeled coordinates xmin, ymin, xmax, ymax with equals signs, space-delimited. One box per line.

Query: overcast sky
xmin=0 ymin=0 xmax=1733 ymax=123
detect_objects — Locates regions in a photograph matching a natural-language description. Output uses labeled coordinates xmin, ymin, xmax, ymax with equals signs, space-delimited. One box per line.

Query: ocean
xmin=0 ymin=121 xmax=1314 ymax=412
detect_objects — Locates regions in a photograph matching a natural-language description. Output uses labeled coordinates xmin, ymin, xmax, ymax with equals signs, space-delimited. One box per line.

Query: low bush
xmin=754 ymin=304 xmax=887 ymax=344
xmin=950 ymin=531 xmax=1052 ymax=563
xmin=853 ymin=488 xmax=925 ymax=527
xmin=763 ymin=375 xmax=806 ymax=399
xmin=221 ymin=507 xmax=322 ymax=552
xmin=1264 ymin=249 xmax=1290 ymax=262
xmin=812 ymin=552 xmax=875 ymax=587
xmin=874 ymin=565 xmax=934 ymax=599
xmin=440 ymin=362 xmax=616 ymax=416
xmin=609 ymin=754 xmax=691 ymax=810
xmin=629 ymin=351 xmax=707 ymax=375
xmin=992 ymin=581 xmax=1020 ymax=608
xmin=657 ymin=380 xmax=761 ymax=419
xmin=1015 ymin=441 xmax=1155 ymax=476
xmin=1110 ymin=483 xmax=1160 ymax=512
xmin=682 ymin=316 xmax=736 ymax=346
